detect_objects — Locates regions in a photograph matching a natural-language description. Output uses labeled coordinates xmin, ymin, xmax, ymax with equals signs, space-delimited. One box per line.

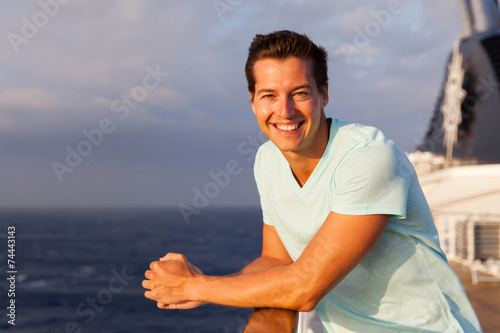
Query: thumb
xmin=159 ymin=252 xmax=184 ymax=261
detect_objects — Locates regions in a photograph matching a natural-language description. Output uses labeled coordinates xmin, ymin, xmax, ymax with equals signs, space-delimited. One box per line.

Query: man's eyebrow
xmin=293 ymin=85 xmax=315 ymax=92
xmin=255 ymin=88 xmax=277 ymax=96
xmin=255 ymin=85 xmax=314 ymax=96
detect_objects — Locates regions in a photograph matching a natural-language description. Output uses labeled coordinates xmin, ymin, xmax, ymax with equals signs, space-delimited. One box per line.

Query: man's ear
xmin=321 ymin=82 xmax=329 ymax=108
xmin=249 ymin=92 xmax=256 ymax=115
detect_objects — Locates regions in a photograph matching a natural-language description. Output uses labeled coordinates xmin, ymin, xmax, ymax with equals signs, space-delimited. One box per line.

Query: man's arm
xmin=143 ymin=212 xmax=389 ymax=312
xmin=243 ymin=307 xmax=297 ymax=333
xmin=241 ymin=224 xmax=297 ymax=332
xmin=164 ymin=224 xmax=298 ymax=331
xmin=152 ymin=223 xmax=294 ymax=309
xmin=239 ymin=223 xmax=294 ymax=274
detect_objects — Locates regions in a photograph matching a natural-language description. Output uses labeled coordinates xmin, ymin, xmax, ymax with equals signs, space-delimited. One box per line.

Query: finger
xmin=149 ymin=261 xmax=162 ymax=271
xmin=146 ymin=286 xmax=185 ymax=305
xmin=144 ymin=289 xmax=167 ymax=302
xmin=144 ymin=290 xmax=155 ymax=300
xmin=145 ymin=285 xmax=173 ymax=301
xmin=159 ymin=252 xmax=176 ymax=261
xmin=142 ymin=279 xmax=154 ymax=290
xmin=144 ymin=270 xmax=154 ymax=279
xmin=157 ymin=302 xmax=169 ymax=309
xmin=161 ymin=252 xmax=185 ymax=261
xmin=164 ymin=301 xmax=196 ymax=310
xmin=168 ymin=302 xmax=185 ymax=310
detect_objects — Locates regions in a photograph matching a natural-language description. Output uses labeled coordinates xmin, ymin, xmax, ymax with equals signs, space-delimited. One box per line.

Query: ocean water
xmin=0 ymin=207 xmax=263 ymax=333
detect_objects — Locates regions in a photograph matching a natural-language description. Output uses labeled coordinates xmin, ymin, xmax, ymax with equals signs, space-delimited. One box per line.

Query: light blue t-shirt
xmin=254 ymin=119 xmax=481 ymax=332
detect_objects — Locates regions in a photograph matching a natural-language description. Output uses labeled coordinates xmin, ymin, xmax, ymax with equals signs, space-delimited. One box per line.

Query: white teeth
xmin=275 ymin=123 xmax=299 ymax=131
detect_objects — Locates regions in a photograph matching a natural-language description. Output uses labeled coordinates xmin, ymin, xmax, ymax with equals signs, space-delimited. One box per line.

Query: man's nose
xmin=277 ymin=96 xmax=295 ymax=118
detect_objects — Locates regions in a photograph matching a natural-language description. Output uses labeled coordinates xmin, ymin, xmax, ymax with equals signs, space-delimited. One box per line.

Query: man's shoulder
xmin=330 ymin=119 xmax=404 ymax=165
xmin=254 ymin=140 xmax=281 ymax=182
xmin=335 ymin=120 xmax=389 ymax=144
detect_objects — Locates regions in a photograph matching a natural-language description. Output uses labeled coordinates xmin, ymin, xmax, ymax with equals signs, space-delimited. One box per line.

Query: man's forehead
xmin=253 ymin=57 xmax=315 ymax=88
xmin=253 ymin=57 xmax=313 ymax=71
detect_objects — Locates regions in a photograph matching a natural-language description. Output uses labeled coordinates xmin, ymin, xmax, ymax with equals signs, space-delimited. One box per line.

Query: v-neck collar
xmin=283 ymin=118 xmax=336 ymax=195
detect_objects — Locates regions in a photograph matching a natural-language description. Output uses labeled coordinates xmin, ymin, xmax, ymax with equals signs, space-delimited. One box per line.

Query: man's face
xmin=250 ymin=57 xmax=329 ymax=157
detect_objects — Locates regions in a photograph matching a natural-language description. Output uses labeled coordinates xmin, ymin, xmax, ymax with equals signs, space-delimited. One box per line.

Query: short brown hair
xmin=245 ymin=30 xmax=328 ymax=96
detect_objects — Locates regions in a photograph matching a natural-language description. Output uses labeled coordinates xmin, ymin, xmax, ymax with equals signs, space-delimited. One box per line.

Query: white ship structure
xmin=409 ymin=0 xmax=500 ymax=284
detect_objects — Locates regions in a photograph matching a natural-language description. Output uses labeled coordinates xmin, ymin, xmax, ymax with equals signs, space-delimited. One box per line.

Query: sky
xmin=0 ymin=0 xmax=463 ymax=210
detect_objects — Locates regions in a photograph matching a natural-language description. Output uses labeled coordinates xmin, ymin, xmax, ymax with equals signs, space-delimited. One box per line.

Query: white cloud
xmin=115 ymin=0 xmax=145 ymax=24
xmin=0 ymin=0 xmax=467 ymax=207
xmin=0 ymin=88 xmax=60 ymax=112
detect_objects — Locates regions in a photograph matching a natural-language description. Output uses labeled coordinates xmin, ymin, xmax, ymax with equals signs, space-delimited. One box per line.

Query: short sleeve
xmin=254 ymin=144 xmax=273 ymax=225
xmin=331 ymin=141 xmax=413 ymax=218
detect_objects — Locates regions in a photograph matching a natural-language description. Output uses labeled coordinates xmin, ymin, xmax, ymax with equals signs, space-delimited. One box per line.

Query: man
xmin=143 ymin=30 xmax=482 ymax=332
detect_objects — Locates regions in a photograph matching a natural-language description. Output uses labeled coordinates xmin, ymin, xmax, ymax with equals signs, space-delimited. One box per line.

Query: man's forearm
xmin=189 ymin=263 xmax=311 ymax=311
xmin=244 ymin=308 xmax=297 ymax=333
xmin=235 ymin=256 xmax=291 ymax=275
xmin=237 ymin=256 xmax=298 ymax=332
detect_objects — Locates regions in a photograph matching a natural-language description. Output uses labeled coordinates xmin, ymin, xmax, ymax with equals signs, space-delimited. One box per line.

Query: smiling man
xmin=143 ymin=31 xmax=482 ymax=332
xmin=250 ymin=55 xmax=330 ymax=187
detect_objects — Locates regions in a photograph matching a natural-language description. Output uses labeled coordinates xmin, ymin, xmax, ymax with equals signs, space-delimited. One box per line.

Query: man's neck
xmin=282 ymin=118 xmax=331 ymax=187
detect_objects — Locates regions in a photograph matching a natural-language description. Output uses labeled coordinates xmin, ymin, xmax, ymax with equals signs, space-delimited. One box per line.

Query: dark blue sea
xmin=0 ymin=207 xmax=263 ymax=333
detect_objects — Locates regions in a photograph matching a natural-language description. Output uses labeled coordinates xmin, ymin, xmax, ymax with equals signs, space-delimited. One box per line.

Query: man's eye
xmin=293 ymin=91 xmax=309 ymax=99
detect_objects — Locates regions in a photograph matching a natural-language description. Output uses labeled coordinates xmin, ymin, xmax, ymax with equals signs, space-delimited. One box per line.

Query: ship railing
xmin=406 ymin=151 xmax=479 ymax=178
xmin=434 ymin=212 xmax=500 ymax=284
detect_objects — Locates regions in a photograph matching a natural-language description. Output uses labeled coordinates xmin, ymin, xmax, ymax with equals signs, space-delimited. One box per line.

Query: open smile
xmin=273 ymin=121 xmax=304 ymax=133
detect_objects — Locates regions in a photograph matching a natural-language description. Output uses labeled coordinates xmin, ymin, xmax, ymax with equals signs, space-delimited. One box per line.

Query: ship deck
xmin=449 ymin=260 xmax=500 ymax=332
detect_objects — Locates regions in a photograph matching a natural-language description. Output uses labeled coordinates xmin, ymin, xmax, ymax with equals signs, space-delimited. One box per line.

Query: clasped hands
xmin=142 ymin=252 xmax=205 ymax=309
